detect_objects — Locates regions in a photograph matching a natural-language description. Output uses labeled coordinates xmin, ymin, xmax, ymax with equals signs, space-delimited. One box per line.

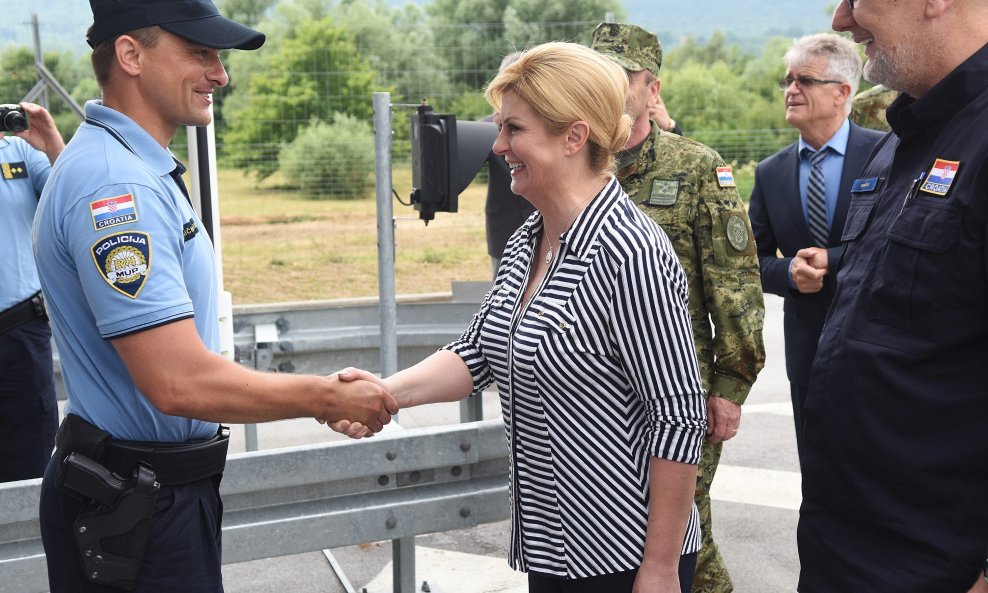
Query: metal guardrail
xmin=0 ymin=420 xmax=510 ymax=593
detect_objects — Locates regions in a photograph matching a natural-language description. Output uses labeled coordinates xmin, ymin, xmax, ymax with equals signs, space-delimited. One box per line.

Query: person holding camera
xmin=32 ymin=1 xmax=397 ymax=590
xmin=0 ymin=101 xmax=64 ymax=483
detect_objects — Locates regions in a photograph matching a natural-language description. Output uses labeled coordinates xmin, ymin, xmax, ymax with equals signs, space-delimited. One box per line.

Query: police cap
xmin=87 ymin=0 xmax=266 ymax=50
xmin=591 ymin=23 xmax=662 ymax=75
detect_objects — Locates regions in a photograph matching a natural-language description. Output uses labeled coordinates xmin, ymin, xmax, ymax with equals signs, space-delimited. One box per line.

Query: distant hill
xmin=5 ymin=0 xmax=836 ymax=58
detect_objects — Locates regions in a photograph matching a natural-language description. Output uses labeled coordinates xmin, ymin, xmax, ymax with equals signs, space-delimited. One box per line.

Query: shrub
xmin=278 ymin=114 xmax=375 ymax=199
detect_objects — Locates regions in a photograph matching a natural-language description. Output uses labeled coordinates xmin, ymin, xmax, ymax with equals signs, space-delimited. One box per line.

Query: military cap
xmin=591 ymin=23 xmax=662 ymax=75
xmin=87 ymin=0 xmax=265 ymax=50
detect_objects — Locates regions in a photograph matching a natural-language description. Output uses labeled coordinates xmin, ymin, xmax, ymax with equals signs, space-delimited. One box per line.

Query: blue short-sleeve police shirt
xmin=0 ymin=136 xmax=51 ymax=310
xmin=33 ymin=101 xmax=218 ymax=442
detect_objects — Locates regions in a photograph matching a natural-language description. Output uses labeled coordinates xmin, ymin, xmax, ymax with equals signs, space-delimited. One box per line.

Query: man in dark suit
xmin=748 ymin=33 xmax=883 ymax=465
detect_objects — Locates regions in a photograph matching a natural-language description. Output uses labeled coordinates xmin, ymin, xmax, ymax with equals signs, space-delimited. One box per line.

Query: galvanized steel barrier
xmin=0 ymin=419 xmax=509 ymax=593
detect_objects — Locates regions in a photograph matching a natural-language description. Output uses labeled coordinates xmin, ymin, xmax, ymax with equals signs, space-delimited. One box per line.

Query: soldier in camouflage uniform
xmin=849 ymin=84 xmax=898 ymax=131
xmin=592 ymin=23 xmax=766 ymax=593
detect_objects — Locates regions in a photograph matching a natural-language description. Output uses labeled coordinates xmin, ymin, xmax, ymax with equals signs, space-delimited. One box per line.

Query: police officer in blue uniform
xmin=0 ymin=102 xmax=64 ymax=482
xmin=797 ymin=2 xmax=988 ymax=592
xmin=32 ymin=1 xmax=398 ymax=590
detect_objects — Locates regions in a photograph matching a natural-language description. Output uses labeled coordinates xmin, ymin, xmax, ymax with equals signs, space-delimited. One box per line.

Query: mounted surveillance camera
xmin=409 ymin=102 xmax=498 ymax=224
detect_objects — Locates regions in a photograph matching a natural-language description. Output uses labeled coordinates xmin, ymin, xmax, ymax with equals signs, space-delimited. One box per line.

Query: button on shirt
xmin=1 ymin=136 xmax=51 ymax=310
xmin=798 ymin=118 xmax=850 ymax=229
xmin=445 ymin=177 xmax=707 ymax=578
xmin=32 ymin=100 xmax=218 ymax=442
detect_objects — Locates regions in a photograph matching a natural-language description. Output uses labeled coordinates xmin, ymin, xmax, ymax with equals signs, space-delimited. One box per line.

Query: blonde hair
xmin=485 ymin=42 xmax=632 ymax=175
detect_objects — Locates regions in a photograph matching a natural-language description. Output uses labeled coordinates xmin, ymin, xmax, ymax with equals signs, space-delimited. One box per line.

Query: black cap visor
xmin=161 ymin=16 xmax=265 ymax=50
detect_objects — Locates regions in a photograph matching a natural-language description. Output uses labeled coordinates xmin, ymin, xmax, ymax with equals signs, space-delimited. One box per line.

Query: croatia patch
xmin=920 ymin=159 xmax=960 ymax=196
xmin=90 ymin=193 xmax=138 ymax=230
xmin=91 ymin=231 xmax=151 ymax=299
xmin=716 ymin=166 xmax=736 ymax=188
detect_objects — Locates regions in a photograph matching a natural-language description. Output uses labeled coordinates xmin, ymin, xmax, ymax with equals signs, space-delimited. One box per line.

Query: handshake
xmin=317 ymin=367 xmax=398 ymax=438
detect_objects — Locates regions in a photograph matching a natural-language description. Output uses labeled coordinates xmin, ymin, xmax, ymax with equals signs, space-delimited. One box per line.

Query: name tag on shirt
xmin=850 ymin=177 xmax=882 ymax=193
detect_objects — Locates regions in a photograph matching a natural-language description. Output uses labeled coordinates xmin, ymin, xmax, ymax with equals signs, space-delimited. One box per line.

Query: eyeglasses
xmin=778 ymin=75 xmax=844 ymax=91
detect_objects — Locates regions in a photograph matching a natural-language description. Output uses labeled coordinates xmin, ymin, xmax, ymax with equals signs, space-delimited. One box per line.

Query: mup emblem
xmin=91 ymin=231 xmax=151 ymax=298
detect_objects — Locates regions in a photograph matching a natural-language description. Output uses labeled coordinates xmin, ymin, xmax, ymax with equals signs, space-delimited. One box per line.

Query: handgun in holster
xmin=56 ymin=417 xmax=160 ymax=591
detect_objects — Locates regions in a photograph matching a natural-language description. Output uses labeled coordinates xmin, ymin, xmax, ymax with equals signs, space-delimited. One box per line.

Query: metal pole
xmin=374 ymin=93 xmax=398 ymax=379
xmin=30 ymin=14 xmax=48 ymax=110
xmin=374 ymin=91 xmax=415 ymax=593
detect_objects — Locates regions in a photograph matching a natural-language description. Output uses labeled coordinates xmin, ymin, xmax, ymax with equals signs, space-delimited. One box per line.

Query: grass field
xmin=217 ymin=167 xmax=491 ymax=304
xmin=216 ymin=163 xmax=756 ymax=305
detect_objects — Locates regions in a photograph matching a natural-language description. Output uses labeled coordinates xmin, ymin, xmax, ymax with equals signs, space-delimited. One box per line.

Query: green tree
xmin=0 ymin=47 xmax=93 ymax=141
xmin=427 ymin=0 xmax=622 ymax=91
xmin=278 ymin=113 xmax=375 ymax=198
xmin=221 ymin=16 xmax=376 ymax=179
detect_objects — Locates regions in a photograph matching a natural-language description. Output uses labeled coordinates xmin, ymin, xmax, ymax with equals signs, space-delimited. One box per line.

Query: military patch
xmin=89 ymin=194 xmax=138 ymax=230
xmin=720 ymin=211 xmax=755 ymax=255
xmin=715 ymin=166 xmax=736 ymax=188
xmin=1 ymin=161 xmax=28 ymax=180
xmin=919 ymin=158 xmax=960 ymax=196
xmin=183 ymin=218 xmax=199 ymax=242
xmin=646 ymin=179 xmax=680 ymax=206
xmin=91 ymin=231 xmax=151 ymax=299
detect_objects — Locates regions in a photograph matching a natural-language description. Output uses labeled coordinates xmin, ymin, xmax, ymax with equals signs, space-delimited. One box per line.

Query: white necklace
xmin=542 ymin=187 xmax=601 ymax=265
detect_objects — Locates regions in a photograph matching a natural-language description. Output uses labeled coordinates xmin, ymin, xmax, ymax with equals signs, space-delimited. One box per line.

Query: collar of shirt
xmin=887 ymin=43 xmax=988 ymax=142
xmin=521 ymin=176 xmax=625 ymax=262
xmin=84 ymin=100 xmax=182 ymax=180
xmin=798 ymin=118 xmax=851 ymax=161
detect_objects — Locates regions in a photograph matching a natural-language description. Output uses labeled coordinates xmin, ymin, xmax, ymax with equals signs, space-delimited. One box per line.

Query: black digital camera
xmin=0 ymin=104 xmax=29 ymax=133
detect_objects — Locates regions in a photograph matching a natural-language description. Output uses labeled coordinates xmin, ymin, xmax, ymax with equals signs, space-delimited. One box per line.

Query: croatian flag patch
xmin=920 ymin=159 xmax=960 ymax=196
xmin=716 ymin=166 xmax=736 ymax=188
xmin=90 ymin=193 xmax=138 ymax=230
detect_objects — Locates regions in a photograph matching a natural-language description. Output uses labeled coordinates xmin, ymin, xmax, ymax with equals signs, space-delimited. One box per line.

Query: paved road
xmin=219 ymin=292 xmax=800 ymax=593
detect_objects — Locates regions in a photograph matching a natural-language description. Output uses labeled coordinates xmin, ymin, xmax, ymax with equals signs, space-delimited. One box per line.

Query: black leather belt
xmin=55 ymin=414 xmax=229 ymax=487
xmin=101 ymin=429 xmax=230 ymax=486
xmin=0 ymin=291 xmax=46 ymax=334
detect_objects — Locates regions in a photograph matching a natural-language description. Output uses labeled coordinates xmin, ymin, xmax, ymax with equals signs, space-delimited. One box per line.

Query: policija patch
xmin=91 ymin=231 xmax=151 ymax=298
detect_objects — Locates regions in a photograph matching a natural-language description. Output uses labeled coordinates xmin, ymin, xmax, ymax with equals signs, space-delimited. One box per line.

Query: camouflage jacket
xmin=850 ymin=85 xmax=898 ymax=132
xmin=617 ymin=122 xmax=765 ymax=404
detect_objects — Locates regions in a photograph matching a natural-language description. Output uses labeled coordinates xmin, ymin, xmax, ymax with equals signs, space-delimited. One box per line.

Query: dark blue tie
xmin=803 ymin=147 xmax=830 ymax=247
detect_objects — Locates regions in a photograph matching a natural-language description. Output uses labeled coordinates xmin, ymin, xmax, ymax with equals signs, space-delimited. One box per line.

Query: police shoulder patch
xmin=647 ymin=179 xmax=680 ymax=206
xmin=91 ymin=231 xmax=151 ymax=299
xmin=89 ymin=193 xmax=139 ymax=231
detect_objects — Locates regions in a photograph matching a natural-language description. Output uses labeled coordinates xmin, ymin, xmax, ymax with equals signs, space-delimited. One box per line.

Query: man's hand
xmin=790 ymin=247 xmax=829 ymax=293
xmin=706 ymin=396 xmax=742 ymax=444
xmin=318 ymin=368 xmax=397 ymax=434
xmin=322 ymin=368 xmax=390 ymax=437
xmin=649 ymin=95 xmax=675 ymax=133
xmin=12 ymin=102 xmax=64 ymax=164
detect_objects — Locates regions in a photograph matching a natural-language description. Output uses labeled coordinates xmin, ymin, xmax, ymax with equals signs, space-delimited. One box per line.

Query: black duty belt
xmin=0 ymin=291 xmax=46 ymax=334
xmin=56 ymin=413 xmax=229 ymax=486
xmin=101 ymin=430 xmax=230 ymax=486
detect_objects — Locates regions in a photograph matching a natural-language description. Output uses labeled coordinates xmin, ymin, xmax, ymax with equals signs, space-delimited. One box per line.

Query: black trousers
xmin=39 ymin=454 xmax=225 ymax=592
xmin=0 ymin=317 xmax=57 ymax=481
xmin=790 ymin=383 xmax=808 ymax=467
xmin=528 ymin=552 xmax=697 ymax=593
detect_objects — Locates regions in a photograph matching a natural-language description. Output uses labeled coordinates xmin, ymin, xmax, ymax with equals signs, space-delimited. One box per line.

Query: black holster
xmin=54 ymin=415 xmax=160 ymax=590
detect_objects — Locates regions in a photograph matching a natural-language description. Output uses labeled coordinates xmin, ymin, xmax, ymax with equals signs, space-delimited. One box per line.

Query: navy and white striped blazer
xmin=445 ymin=176 xmax=707 ymax=579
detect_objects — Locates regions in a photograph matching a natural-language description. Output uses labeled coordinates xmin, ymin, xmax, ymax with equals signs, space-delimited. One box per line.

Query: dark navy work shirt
xmin=798 ymin=44 xmax=988 ymax=592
